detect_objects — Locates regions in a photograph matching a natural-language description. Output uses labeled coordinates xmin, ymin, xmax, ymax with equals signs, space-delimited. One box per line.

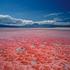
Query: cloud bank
xmin=0 ymin=12 xmax=70 ymax=27
xmin=0 ymin=15 xmax=33 ymax=26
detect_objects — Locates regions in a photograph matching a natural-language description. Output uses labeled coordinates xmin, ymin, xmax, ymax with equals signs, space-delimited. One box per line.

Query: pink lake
xmin=0 ymin=28 xmax=70 ymax=70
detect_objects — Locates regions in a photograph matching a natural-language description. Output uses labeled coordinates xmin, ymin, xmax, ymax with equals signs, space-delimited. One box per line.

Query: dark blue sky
xmin=0 ymin=0 xmax=70 ymax=20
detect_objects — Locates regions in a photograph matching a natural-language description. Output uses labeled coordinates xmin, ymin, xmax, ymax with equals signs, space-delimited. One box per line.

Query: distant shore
xmin=0 ymin=27 xmax=70 ymax=31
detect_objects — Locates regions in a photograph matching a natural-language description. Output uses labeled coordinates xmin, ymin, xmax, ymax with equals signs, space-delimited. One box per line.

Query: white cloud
xmin=35 ymin=20 xmax=56 ymax=24
xmin=0 ymin=15 xmax=33 ymax=26
xmin=0 ymin=15 xmax=56 ymax=25
xmin=44 ymin=12 xmax=63 ymax=17
xmin=0 ymin=14 xmax=70 ymax=27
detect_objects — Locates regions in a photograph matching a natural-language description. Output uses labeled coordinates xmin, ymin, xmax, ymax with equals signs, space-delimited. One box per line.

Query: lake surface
xmin=0 ymin=28 xmax=70 ymax=70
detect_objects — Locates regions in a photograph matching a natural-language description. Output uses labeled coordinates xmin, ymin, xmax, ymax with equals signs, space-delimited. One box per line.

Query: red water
xmin=0 ymin=28 xmax=70 ymax=70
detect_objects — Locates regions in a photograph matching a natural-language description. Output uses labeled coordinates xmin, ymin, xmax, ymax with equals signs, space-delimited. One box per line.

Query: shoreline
xmin=0 ymin=27 xmax=70 ymax=31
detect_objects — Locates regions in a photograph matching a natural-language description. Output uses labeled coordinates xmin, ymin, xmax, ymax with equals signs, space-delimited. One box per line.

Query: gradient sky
xmin=0 ymin=0 xmax=70 ymax=20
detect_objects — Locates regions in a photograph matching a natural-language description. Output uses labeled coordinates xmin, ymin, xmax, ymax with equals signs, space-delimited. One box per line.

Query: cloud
xmin=0 ymin=15 xmax=33 ymax=26
xmin=43 ymin=12 xmax=70 ymax=25
xmin=0 ymin=15 xmax=56 ymax=25
xmin=0 ymin=14 xmax=70 ymax=27
xmin=44 ymin=12 xmax=63 ymax=18
xmin=35 ymin=20 xmax=70 ymax=26
xmin=35 ymin=20 xmax=56 ymax=24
